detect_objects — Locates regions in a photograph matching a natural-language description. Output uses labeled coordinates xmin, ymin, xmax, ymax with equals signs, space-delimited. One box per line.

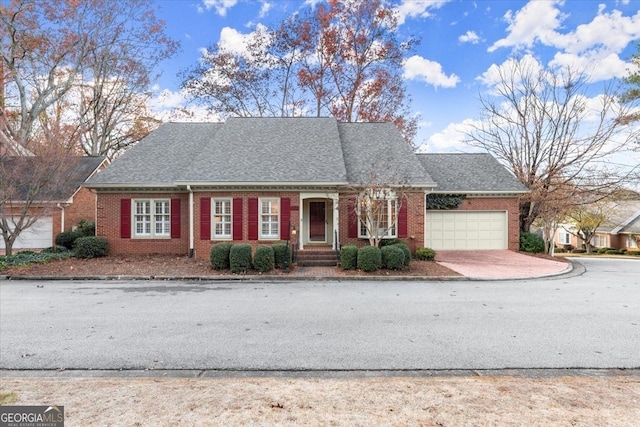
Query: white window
xmin=592 ymin=235 xmax=607 ymax=248
xmin=627 ymin=235 xmax=638 ymax=248
xmin=212 ymin=199 xmax=232 ymax=239
xmin=134 ymin=199 xmax=169 ymax=237
xmin=358 ymin=197 xmax=397 ymax=239
xmin=558 ymin=230 xmax=571 ymax=245
xmin=260 ymin=198 xmax=279 ymax=239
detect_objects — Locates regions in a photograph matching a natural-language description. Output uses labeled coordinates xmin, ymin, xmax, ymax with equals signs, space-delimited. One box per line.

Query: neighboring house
xmin=1 ymin=156 xmax=106 ymax=251
xmin=84 ymin=117 xmax=527 ymax=259
xmin=556 ymin=199 xmax=640 ymax=251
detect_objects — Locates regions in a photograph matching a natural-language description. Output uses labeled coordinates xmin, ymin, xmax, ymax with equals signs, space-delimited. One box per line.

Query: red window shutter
xmin=280 ymin=197 xmax=290 ymax=240
xmin=120 ymin=198 xmax=131 ymax=239
xmin=171 ymin=198 xmax=181 ymax=239
xmin=248 ymin=198 xmax=258 ymax=240
xmin=348 ymin=197 xmax=358 ymax=238
xmin=200 ymin=197 xmax=211 ymax=240
xmin=398 ymin=198 xmax=408 ymax=238
xmin=233 ymin=198 xmax=243 ymax=240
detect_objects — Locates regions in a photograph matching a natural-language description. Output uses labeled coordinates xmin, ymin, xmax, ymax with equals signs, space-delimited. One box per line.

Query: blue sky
xmin=150 ymin=0 xmax=640 ymax=155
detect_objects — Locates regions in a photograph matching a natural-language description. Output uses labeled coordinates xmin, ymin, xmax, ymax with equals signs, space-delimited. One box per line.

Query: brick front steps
xmin=295 ymin=248 xmax=338 ymax=267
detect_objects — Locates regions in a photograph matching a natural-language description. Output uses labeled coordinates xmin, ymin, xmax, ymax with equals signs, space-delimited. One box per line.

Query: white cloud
xmin=403 ymin=55 xmax=460 ymax=88
xmin=148 ymin=88 xmax=221 ymax=122
xmin=477 ymin=54 xmax=543 ymax=89
xmin=458 ymin=30 xmax=480 ymax=44
xmin=417 ymin=119 xmax=481 ymax=153
xmin=395 ymin=0 xmax=450 ymax=25
xmin=488 ymin=0 xmax=566 ymax=53
xmin=258 ymin=1 xmax=272 ymax=18
xmin=215 ymin=24 xmax=270 ymax=58
xmin=202 ymin=0 xmax=239 ymax=17
xmin=549 ymin=51 xmax=631 ymax=82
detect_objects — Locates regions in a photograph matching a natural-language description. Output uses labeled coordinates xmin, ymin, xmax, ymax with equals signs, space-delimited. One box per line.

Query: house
xmin=1 ymin=156 xmax=106 ymax=251
xmin=84 ymin=117 xmax=527 ymax=259
xmin=557 ymin=198 xmax=640 ymax=251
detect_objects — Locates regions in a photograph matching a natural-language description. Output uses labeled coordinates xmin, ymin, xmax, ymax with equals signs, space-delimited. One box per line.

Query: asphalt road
xmin=1 ymin=258 xmax=638 ymax=371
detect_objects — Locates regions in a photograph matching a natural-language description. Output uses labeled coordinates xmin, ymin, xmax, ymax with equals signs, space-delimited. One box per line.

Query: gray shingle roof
xmin=2 ymin=156 xmax=105 ymax=201
xmin=87 ymin=118 xmax=435 ymax=187
xmin=416 ymin=153 xmax=528 ymax=193
xmin=88 ymin=118 xmax=350 ymax=185
xmin=338 ymin=122 xmax=435 ymax=186
xmin=598 ymin=199 xmax=640 ymax=234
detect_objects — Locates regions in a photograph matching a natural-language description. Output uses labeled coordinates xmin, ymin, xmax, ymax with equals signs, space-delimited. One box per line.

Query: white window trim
xmin=211 ymin=198 xmax=232 ymax=240
xmin=358 ymin=197 xmax=398 ymax=239
xmin=133 ymin=199 xmax=170 ymax=239
xmin=558 ymin=230 xmax=571 ymax=245
xmin=259 ymin=197 xmax=280 ymax=240
xmin=627 ymin=235 xmax=638 ymax=248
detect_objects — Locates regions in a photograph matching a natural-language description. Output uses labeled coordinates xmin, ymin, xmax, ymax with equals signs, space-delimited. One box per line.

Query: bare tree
xmin=467 ymin=57 xmax=635 ymax=232
xmin=347 ymin=166 xmax=410 ymax=248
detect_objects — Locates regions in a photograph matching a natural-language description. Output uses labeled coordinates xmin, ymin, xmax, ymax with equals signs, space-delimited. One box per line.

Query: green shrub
xmin=55 ymin=230 xmax=84 ymax=250
xmin=379 ymin=238 xmax=403 ymax=247
xmin=392 ymin=242 xmax=411 ymax=266
xmin=415 ymin=247 xmax=436 ymax=261
xmin=597 ymin=247 xmax=613 ymax=254
xmin=605 ymin=249 xmax=624 ymax=255
xmin=76 ymin=219 xmax=96 ymax=236
xmin=210 ymin=242 xmax=233 ymax=270
xmin=253 ymin=245 xmax=275 ymax=273
xmin=381 ymin=245 xmax=404 ymax=270
xmin=272 ymin=242 xmax=292 ymax=269
xmin=571 ymin=248 xmax=587 ymax=254
xmin=42 ymin=246 xmax=72 ymax=254
xmin=229 ymin=244 xmax=252 ymax=273
xmin=520 ymin=231 xmax=545 ymax=253
xmin=73 ymin=236 xmax=108 ymax=259
xmin=340 ymin=245 xmax=358 ymax=270
xmin=357 ymin=246 xmax=381 ymax=272
xmin=627 ymin=250 xmax=640 ymax=256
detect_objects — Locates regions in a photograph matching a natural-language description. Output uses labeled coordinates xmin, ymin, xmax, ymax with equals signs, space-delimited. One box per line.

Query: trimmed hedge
xmin=392 ymin=242 xmax=411 ymax=266
xmin=210 ymin=242 xmax=233 ymax=270
xmin=73 ymin=236 xmax=108 ymax=259
xmin=230 ymin=244 xmax=252 ymax=273
xmin=76 ymin=219 xmax=95 ymax=237
xmin=272 ymin=242 xmax=292 ymax=269
xmin=340 ymin=245 xmax=358 ymax=270
xmin=357 ymin=246 xmax=381 ymax=272
xmin=381 ymin=245 xmax=404 ymax=270
xmin=55 ymin=230 xmax=84 ymax=250
xmin=627 ymin=250 xmax=640 ymax=256
xmin=415 ymin=247 xmax=436 ymax=261
xmin=520 ymin=231 xmax=545 ymax=253
xmin=253 ymin=245 xmax=275 ymax=273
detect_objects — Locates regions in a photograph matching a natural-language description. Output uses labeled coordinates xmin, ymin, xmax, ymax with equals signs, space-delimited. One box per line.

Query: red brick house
xmin=1 ymin=156 xmax=106 ymax=251
xmin=84 ymin=118 xmax=527 ymax=259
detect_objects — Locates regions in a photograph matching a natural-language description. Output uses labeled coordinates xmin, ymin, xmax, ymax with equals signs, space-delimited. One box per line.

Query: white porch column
xmin=331 ymin=193 xmax=340 ymax=250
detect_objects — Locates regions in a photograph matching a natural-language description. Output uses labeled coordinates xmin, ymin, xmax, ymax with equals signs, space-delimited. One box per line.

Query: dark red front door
xmin=309 ymin=201 xmax=326 ymax=241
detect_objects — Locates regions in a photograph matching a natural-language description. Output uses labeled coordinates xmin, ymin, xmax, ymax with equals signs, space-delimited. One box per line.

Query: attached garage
xmin=0 ymin=216 xmax=53 ymax=250
xmin=425 ymin=211 xmax=508 ymax=250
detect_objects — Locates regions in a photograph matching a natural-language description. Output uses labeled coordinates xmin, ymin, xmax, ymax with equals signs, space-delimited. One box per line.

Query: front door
xmin=309 ymin=201 xmax=326 ymax=242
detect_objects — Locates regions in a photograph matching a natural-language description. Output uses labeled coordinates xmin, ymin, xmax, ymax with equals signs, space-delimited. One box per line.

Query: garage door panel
xmin=0 ymin=216 xmax=53 ymax=250
xmin=425 ymin=211 xmax=507 ymax=250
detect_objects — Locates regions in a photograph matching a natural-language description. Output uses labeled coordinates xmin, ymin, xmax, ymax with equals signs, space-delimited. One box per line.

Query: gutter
xmin=187 ymin=185 xmax=194 ymax=258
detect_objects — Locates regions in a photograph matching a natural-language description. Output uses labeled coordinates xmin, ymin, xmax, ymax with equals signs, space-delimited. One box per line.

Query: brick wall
xmin=192 ymin=191 xmax=300 ymax=259
xmin=62 ymin=187 xmax=97 ymax=233
xmin=97 ymin=192 xmax=190 ymax=256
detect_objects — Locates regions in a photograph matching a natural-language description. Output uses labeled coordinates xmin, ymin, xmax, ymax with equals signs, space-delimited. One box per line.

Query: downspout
xmin=187 ymin=185 xmax=194 ymax=258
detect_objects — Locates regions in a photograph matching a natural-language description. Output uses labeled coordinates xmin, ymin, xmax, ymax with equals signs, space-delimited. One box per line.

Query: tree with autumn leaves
xmin=0 ymin=0 xmax=177 ymax=255
xmin=182 ymin=0 xmax=418 ymax=145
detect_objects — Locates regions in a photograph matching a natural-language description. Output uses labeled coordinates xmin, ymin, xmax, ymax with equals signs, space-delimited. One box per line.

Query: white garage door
xmin=425 ymin=211 xmax=507 ymax=250
xmin=0 ymin=216 xmax=53 ymax=250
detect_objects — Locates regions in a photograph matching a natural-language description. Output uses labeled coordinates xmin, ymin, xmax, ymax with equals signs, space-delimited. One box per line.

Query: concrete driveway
xmin=435 ymin=250 xmax=571 ymax=279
